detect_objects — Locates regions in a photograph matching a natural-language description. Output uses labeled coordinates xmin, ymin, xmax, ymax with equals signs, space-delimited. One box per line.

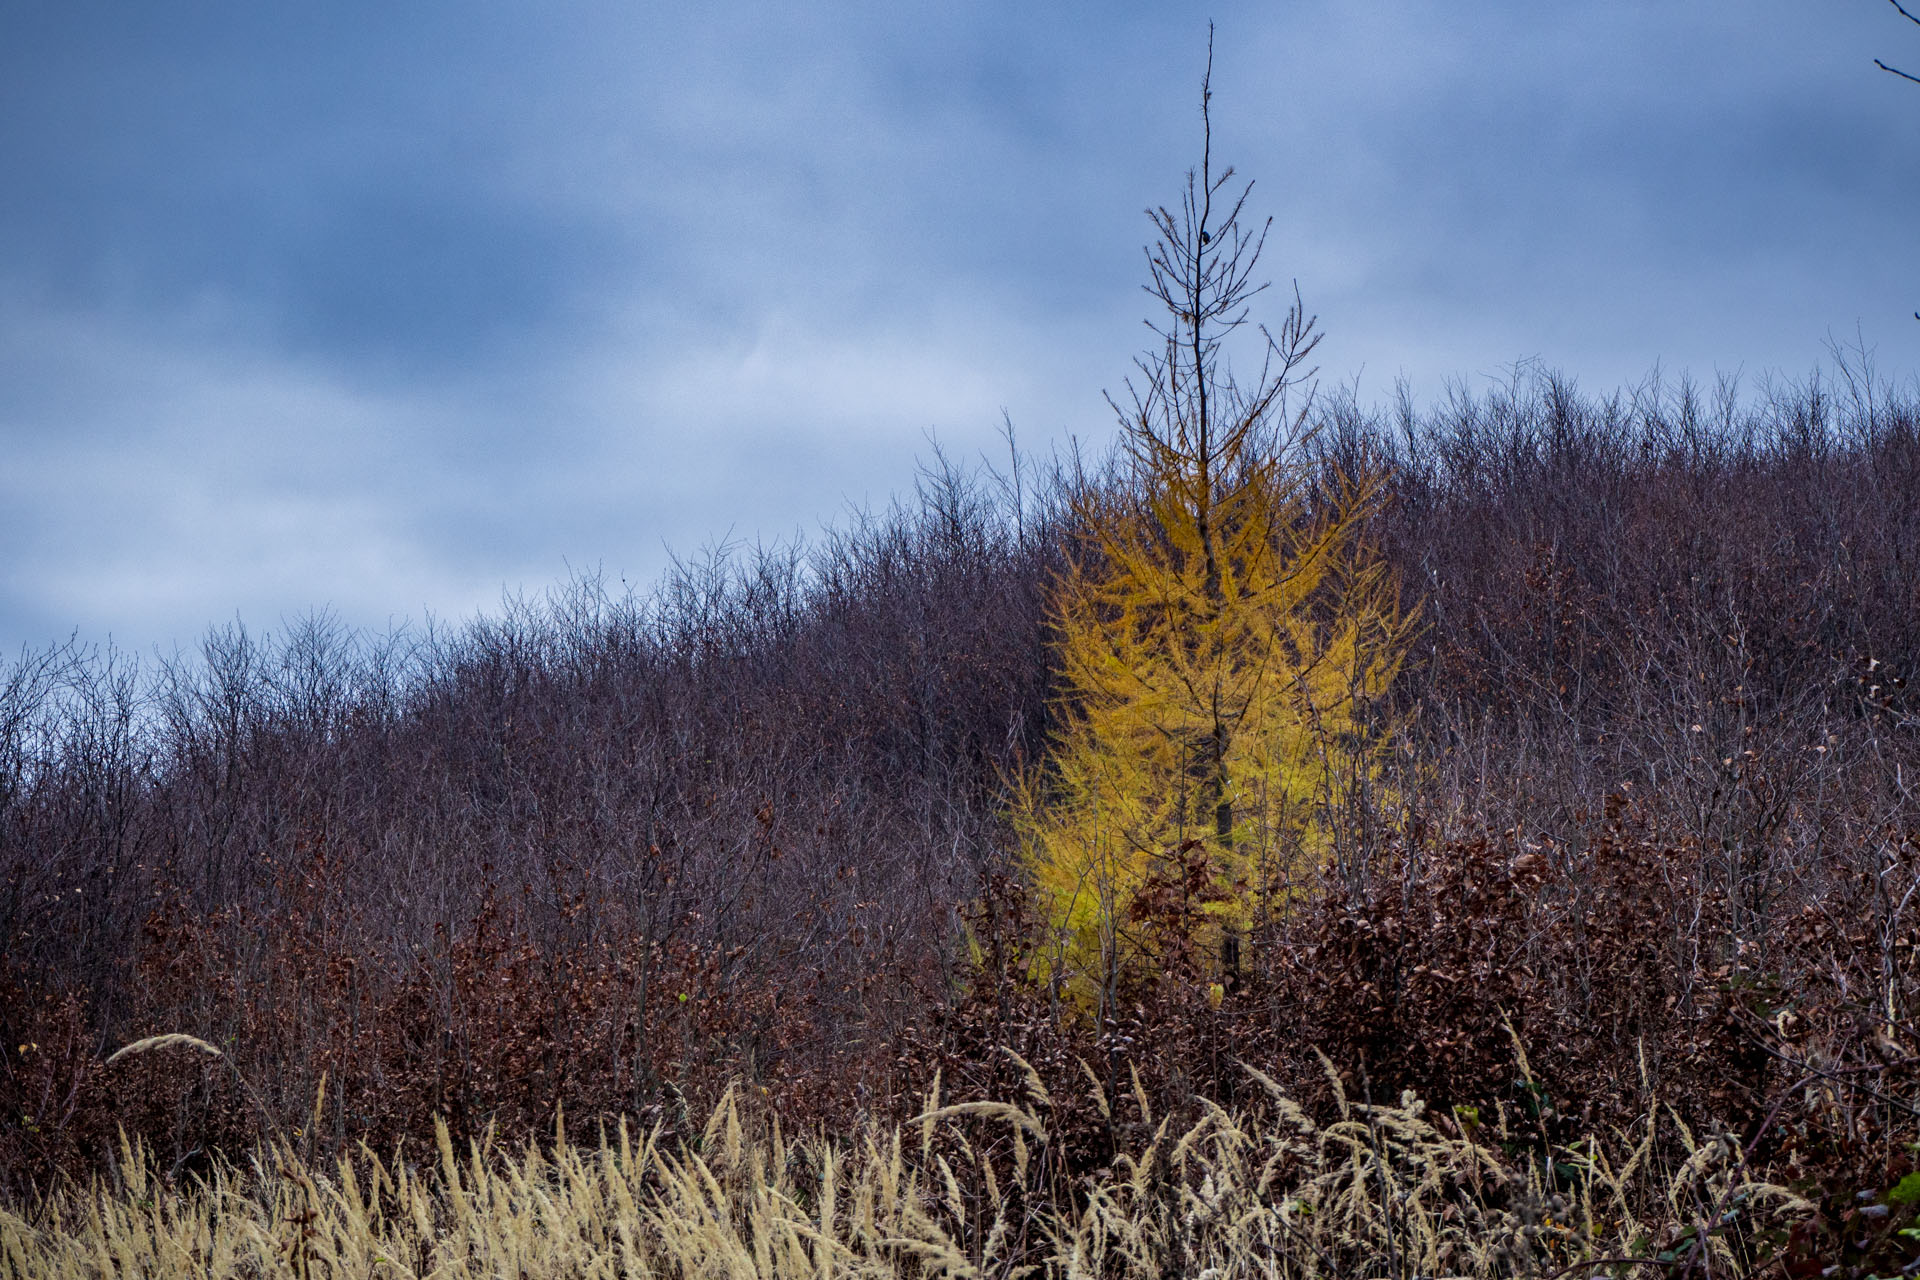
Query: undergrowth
xmin=3 ymin=371 xmax=1917 ymax=1275
xmin=2 ymin=1055 xmax=1851 ymax=1280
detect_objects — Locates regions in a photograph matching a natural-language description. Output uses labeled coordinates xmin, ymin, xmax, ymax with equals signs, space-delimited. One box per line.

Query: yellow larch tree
xmin=1015 ymin=61 xmax=1412 ymax=1014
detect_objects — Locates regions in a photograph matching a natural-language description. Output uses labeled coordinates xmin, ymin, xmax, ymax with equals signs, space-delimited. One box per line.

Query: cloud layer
xmin=4 ymin=0 xmax=1916 ymax=656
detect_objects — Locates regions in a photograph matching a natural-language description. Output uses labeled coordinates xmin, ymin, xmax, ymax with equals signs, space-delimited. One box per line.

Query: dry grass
xmin=100 ymin=1036 xmax=223 ymax=1067
xmin=1 ymin=1063 xmax=1816 ymax=1280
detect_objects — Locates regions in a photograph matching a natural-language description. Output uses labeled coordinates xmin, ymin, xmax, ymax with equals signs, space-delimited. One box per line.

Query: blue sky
xmin=3 ymin=1 xmax=1916 ymax=658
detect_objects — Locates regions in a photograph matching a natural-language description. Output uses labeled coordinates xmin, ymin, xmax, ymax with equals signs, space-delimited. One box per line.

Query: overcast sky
xmin=3 ymin=1 xmax=1916 ymax=659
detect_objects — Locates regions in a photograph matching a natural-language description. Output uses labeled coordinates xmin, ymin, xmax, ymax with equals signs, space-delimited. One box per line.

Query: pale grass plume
xmin=0 ymin=1064 xmax=1825 ymax=1279
xmin=102 ymin=1034 xmax=223 ymax=1067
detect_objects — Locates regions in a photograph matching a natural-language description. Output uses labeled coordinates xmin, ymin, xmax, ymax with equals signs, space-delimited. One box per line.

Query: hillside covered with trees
xmin=5 ymin=94 xmax=1920 ymax=1276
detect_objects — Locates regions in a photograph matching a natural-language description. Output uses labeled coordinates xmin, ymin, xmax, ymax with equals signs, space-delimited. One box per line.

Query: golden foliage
xmin=1012 ymin=74 xmax=1412 ymax=1005
xmin=1017 ymin=454 xmax=1408 ymax=1001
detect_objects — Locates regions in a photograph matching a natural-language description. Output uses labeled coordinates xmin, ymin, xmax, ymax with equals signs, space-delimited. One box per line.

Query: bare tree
xmin=1878 ymin=0 xmax=1920 ymax=84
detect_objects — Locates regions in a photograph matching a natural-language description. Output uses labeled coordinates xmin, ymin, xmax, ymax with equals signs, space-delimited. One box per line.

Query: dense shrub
xmin=3 ymin=368 xmax=1917 ymax=1252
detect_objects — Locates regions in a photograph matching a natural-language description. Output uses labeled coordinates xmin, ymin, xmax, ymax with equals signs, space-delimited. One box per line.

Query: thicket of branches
xmin=6 ymin=360 xmax=1916 ymax=1216
xmin=2 ymin=457 xmax=1068 ymax=1169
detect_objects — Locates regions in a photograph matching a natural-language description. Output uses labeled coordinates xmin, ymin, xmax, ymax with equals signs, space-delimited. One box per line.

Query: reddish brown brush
xmin=1 ymin=373 xmax=1916 ymax=1280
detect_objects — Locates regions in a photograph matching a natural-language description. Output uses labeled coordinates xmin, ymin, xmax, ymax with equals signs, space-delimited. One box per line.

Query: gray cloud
xmin=3 ymin=0 xmax=1915 ymax=657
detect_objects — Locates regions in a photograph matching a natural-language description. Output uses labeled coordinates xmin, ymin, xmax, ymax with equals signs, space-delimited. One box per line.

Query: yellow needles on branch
xmin=1015 ymin=45 xmax=1412 ymax=1012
